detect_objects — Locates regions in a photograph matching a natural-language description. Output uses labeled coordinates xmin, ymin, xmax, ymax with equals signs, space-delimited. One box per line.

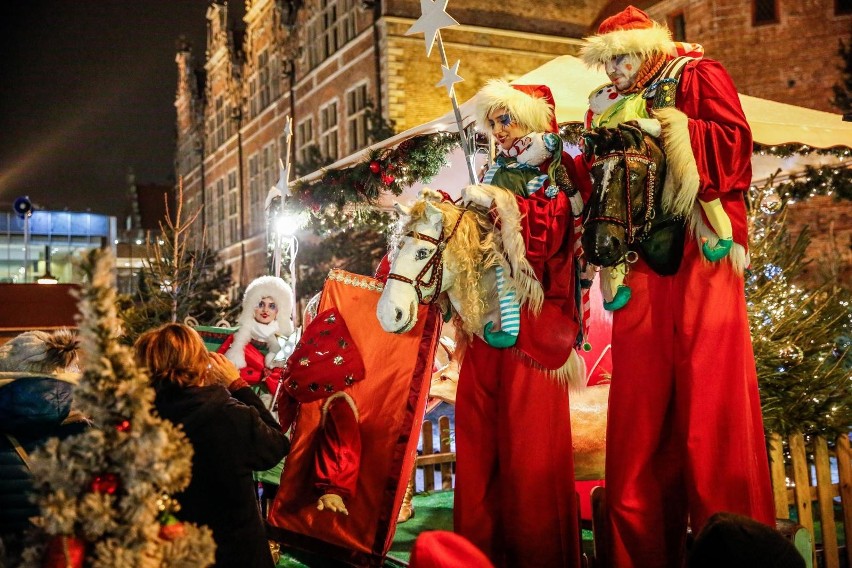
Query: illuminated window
xmin=306 ymin=0 xmax=357 ymax=68
xmin=248 ymin=154 xmax=260 ymax=235
xmin=320 ymin=101 xmax=339 ymax=161
xmin=347 ymin=83 xmax=369 ymax=152
xmin=297 ymin=118 xmax=315 ymax=162
xmin=227 ymin=170 xmax=239 ymax=242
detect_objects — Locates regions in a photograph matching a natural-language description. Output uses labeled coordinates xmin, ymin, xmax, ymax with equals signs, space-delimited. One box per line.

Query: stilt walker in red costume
xmin=579 ymin=7 xmax=776 ymax=567
xmin=452 ymin=81 xmax=591 ymax=568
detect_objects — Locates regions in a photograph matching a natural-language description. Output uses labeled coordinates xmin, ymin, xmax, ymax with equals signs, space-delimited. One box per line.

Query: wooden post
xmin=439 ymin=415 xmax=453 ymax=490
xmin=813 ymin=436 xmax=838 ymax=568
xmin=422 ymin=420 xmax=435 ymax=492
xmin=835 ymin=434 xmax=852 ymax=568
xmin=768 ymin=432 xmax=790 ymax=518
xmin=789 ymin=433 xmax=814 ymax=540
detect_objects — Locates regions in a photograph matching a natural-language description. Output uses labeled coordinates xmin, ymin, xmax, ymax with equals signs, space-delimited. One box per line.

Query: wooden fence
xmin=768 ymin=432 xmax=852 ymax=568
xmin=412 ymin=416 xmax=455 ymax=492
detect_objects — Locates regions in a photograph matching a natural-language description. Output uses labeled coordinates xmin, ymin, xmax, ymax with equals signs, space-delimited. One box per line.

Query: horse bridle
xmin=386 ymin=209 xmax=467 ymax=305
xmin=585 ymin=129 xmax=659 ymax=248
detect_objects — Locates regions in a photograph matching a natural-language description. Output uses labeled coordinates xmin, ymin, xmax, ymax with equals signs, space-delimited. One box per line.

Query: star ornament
xmin=436 ymin=60 xmax=463 ymax=96
xmin=405 ymin=0 xmax=460 ymax=57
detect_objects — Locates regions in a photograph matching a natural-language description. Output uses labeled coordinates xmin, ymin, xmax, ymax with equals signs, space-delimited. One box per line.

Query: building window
xmin=347 ymin=83 xmax=369 ymax=153
xmin=205 ymin=184 xmax=214 ymax=245
xmin=217 ymin=97 xmax=227 ymax=148
xmin=227 ymin=170 xmax=239 ymax=242
xmin=306 ymin=0 xmax=357 ymax=68
xmin=320 ymin=101 xmax=339 ymax=161
xmin=838 ymin=0 xmax=852 ymax=15
xmin=297 ymin=118 xmax=315 ymax=162
xmin=216 ymin=178 xmax=226 ymax=247
xmin=248 ymin=154 xmax=260 ymax=237
xmin=753 ymin=0 xmax=777 ymax=25
xmin=669 ymin=13 xmax=686 ymax=41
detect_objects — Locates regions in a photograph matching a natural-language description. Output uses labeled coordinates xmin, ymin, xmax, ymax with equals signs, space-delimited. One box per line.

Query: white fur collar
xmin=499 ymin=132 xmax=551 ymax=167
xmin=249 ymin=320 xmax=279 ymax=342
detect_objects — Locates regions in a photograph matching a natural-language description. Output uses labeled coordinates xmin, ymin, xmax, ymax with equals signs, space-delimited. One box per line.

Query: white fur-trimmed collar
xmin=499 ymin=132 xmax=551 ymax=167
xmin=249 ymin=320 xmax=279 ymax=342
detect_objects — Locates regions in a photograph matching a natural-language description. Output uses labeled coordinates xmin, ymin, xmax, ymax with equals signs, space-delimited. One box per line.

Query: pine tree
xmin=21 ymin=248 xmax=215 ymax=567
xmin=121 ymin=181 xmax=239 ymax=340
xmin=746 ymin=181 xmax=852 ymax=437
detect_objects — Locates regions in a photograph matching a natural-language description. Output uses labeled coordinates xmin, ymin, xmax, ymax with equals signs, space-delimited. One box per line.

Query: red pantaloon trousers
xmin=606 ymin=238 xmax=776 ymax=568
xmin=455 ymin=336 xmax=581 ymax=568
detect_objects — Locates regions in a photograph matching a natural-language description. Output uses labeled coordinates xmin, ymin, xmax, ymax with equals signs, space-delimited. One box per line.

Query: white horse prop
xmin=376 ymin=187 xmax=541 ymax=349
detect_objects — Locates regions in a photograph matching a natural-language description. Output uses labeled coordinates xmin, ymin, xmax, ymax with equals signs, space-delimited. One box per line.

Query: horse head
xmin=377 ymin=192 xmax=460 ymax=334
xmin=581 ymin=122 xmax=667 ymax=267
xmin=377 ymin=189 xmax=499 ymax=336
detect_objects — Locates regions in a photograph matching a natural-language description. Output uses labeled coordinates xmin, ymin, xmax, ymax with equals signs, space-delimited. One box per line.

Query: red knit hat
xmin=580 ymin=5 xmax=674 ymax=66
xmin=475 ymin=79 xmax=558 ymax=133
xmin=279 ymin=308 xmax=365 ymax=403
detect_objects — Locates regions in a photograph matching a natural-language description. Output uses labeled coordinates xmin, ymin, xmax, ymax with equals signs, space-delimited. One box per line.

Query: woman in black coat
xmin=135 ymin=323 xmax=289 ymax=568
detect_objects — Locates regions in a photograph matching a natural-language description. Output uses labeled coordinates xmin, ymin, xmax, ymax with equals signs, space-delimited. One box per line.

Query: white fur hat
xmin=580 ymin=6 xmax=673 ymax=67
xmin=474 ymin=80 xmax=558 ymax=134
xmin=225 ymin=276 xmax=295 ymax=369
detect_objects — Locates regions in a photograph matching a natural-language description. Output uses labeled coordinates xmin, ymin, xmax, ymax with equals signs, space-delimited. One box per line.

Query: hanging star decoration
xmin=436 ymin=60 xmax=463 ymax=96
xmin=405 ymin=0 xmax=460 ymax=57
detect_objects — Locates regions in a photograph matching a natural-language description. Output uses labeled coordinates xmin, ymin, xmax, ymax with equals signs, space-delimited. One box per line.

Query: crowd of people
xmin=0 ymin=5 xmax=809 ymax=568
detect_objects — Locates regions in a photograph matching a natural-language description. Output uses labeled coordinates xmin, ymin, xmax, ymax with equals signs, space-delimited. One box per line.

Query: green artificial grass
xmin=386 ymin=490 xmax=456 ymax=564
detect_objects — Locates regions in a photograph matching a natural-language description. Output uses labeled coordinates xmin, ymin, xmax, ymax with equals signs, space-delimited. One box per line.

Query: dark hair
xmin=134 ymin=324 xmax=208 ymax=388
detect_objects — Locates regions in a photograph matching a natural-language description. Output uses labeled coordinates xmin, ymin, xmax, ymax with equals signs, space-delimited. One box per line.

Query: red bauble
xmin=115 ymin=420 xmax=131 ymax=432
xmin=369 ymin=160 xmax=381 ymax=174
xmin=43 ymin=535 xmax=85 ymax=568
xmin=90 ymin=473 xmax=120 ymax=495
xmin=158 ymin=521 xmax=186 ymax=541
xmin=381 ymin=173 xmax=395 ymax=185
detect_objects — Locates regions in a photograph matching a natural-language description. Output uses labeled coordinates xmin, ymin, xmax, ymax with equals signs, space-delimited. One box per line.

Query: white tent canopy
xmin=300 ymin=54 xmax=852 ymax=184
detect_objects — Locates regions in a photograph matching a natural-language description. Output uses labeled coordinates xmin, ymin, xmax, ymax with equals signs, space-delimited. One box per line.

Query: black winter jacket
xmin=154 ymin=383 xmax=289 ymax=568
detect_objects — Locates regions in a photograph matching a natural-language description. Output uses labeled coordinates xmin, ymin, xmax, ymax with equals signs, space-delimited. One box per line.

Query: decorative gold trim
xmin=327 ymin=269 xmax=385 ymax=293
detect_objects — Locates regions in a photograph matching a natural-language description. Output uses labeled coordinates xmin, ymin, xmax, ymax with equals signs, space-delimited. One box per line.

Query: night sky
xmin=0 ymin=1 xmax=244 ymax=219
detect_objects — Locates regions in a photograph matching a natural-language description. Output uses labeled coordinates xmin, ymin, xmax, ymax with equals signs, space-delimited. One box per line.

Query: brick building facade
xmin=174 ymin=0 xmax=851 ymax=287
xmin=174 ymin=0 xmax=608 ymax=285
xmin=637 ymin=0 xmax=852 ymax=112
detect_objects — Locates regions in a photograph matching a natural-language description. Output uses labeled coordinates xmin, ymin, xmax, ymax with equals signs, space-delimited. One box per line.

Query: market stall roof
xmin=299 ymin=54 xmax=852 ymax=183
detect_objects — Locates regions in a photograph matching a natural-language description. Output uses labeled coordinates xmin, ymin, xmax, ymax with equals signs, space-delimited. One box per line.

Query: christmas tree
xmin=120 ymin=180 xmax=239 ymax=341
xmin=20 ymin=248 xmax=215 ymax=567
xmin=746 ymin=180 xmax=852 ymax=437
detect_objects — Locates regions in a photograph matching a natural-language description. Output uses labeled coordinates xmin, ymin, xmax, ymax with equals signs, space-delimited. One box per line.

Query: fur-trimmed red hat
xmin=580 ymin=6 xmax=673 ymax=66
xmin=279 ymin=307 xmax=365 ymax=404
xmin=475 ymin=80 xmax=559 ymax=134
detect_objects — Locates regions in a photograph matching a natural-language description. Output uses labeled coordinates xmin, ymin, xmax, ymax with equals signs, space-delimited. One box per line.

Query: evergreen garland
xmin=21 ymin=249 xmax=216 ymax=567
xmin=286 ymin=133 xmax=459 ymax=233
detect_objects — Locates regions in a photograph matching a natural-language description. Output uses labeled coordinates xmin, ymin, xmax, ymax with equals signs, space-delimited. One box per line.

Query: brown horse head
xmin=581 ymin=122 xmax=676 ymax=271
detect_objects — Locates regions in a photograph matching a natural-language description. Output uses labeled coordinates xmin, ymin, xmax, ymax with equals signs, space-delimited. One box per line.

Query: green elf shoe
xmin=603 ymin=285 xmax=631 ymax=312
xmin=702 ymin=237 xmax=734 ymax=262
xmin=483 ymin=321 xmax=518 ymax=348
